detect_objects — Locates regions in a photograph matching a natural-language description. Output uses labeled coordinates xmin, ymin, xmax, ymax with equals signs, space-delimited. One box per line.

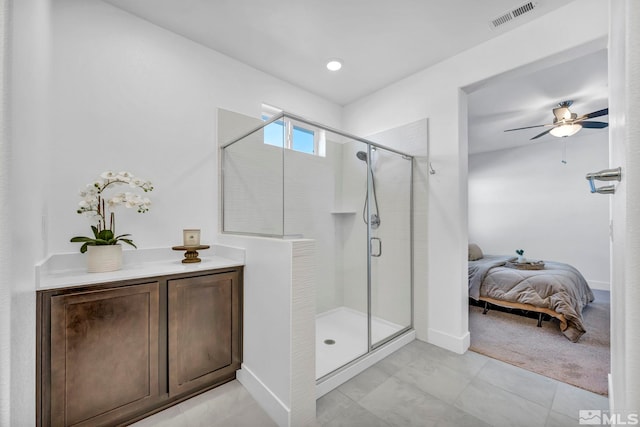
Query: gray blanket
xmin=469 ymin=255 xmax=594 ymax=342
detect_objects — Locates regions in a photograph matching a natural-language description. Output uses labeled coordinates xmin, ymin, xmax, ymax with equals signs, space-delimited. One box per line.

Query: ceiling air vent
xmin=490 ymin=1 xmax=537 ymax=30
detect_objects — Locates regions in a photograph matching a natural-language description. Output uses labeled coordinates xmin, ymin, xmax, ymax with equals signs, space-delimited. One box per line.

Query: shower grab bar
xmin=370 ymin=237 xmax=382 ymax=257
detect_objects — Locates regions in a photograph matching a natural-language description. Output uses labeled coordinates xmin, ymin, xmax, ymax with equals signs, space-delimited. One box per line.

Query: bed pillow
xmin=468 ymin=243 xmax=484 ymax=261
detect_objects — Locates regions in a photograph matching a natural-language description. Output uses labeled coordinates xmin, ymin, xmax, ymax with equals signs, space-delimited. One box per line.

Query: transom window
xmin=262 ymin=106 xmax=324 ymax=156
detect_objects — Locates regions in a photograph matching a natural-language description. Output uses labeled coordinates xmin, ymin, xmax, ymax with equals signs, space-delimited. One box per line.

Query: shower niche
xmin=220 ymin=111 xmax=414 ymax=384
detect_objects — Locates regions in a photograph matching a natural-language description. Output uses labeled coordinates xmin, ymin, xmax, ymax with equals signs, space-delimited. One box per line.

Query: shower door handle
xmin=370 ymin=237 xmax=382 ymax=257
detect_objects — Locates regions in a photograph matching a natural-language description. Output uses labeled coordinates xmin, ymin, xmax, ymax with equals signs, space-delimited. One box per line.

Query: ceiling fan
xmin=504 ymin=100 xmax=609 ymax=140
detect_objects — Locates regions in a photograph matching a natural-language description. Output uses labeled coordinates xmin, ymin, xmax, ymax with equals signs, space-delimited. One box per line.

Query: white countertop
xmin=36 ymin=245 xmax=245 ymax=290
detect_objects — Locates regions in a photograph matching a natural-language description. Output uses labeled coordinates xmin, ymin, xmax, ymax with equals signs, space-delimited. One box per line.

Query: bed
xmin=468 ymin=244 xmax=594 ymax=342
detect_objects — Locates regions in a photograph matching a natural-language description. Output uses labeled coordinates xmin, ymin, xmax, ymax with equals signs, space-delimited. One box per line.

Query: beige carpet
xmin=469 ymin=289 xmax=610 ymax=395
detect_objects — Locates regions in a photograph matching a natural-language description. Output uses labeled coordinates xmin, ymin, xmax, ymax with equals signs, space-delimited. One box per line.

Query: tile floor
xmin=133 ymin=340 xmax=609 ymax=427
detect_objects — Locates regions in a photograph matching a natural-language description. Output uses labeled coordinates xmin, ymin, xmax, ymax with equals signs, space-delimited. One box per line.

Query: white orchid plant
xmin=70 ymin=171 xmax=153 ymax=253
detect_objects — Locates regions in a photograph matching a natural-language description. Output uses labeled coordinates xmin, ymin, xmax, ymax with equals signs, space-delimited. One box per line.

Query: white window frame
xmin=262 ymin=105 xmax=325 ymax=157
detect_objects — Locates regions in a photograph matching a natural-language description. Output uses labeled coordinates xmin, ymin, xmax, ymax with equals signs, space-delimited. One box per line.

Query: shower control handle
xmin=370 ymin=237 xmax=382 ymax=257
xmin=370 ymin=214 xmax=381 ymax=230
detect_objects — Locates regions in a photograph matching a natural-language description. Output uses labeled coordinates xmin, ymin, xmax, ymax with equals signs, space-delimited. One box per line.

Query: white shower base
xmin=316 ymin=306 xmax=404 ymax=379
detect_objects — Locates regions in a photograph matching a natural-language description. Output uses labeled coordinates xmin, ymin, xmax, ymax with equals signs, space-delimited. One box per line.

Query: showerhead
xmin=356 ymin=151 xmax=367 ymax=162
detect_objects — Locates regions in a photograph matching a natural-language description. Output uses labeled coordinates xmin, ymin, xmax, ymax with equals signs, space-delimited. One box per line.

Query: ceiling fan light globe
xmin=550 ymin=123 xmax=583 ymax=138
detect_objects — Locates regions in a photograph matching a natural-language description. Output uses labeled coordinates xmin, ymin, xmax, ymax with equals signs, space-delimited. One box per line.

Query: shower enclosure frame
xmin=220 ymin=112 xmax=414 ymax=382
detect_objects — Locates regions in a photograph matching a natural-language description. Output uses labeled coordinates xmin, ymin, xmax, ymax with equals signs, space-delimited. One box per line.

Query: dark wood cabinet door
xmin=168 ymin=271 xmax=241 ymax=397
xmin=49 ymin=282 xmax=160 ymax=427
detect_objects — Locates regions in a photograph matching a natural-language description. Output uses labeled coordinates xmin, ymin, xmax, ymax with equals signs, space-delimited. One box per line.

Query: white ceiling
xmin=467 ymin=48 xmax=608 ymax=154
xmin=100 ymin=0 xmax=607 ymax=154
xmin=101 ymin=0 xmax=575 ymax=105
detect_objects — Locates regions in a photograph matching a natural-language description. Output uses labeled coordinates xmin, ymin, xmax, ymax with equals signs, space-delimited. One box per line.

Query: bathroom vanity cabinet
xmin=36 ymin=266 xmax=243 ymax=427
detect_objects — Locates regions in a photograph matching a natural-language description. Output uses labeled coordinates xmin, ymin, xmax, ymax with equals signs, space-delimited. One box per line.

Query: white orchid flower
xmin=100 ymin=171 xmax=116 ymax=179
xmin=73 ymin=171 xmax=153 ymax=245
xmin=116 ymin=171 xmax=132 ymax=182
xmin=122 ymin=192 xmax=135 ymax=201
xmin=107 ymin=194 xmax=124 ymax=207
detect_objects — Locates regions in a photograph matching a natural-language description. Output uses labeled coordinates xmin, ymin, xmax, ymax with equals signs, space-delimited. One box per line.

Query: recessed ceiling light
xmin=326 ymin=59 xmax=342 ymax=71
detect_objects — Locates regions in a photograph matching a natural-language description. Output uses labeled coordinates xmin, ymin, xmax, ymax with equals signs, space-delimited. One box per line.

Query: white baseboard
xmin=427 ymin=328 xmax=470 ymax=354
xmin=237 ymin=365 xmax=290 ymax=427
xmin=589 ymin=280 xmax=611 ymax=291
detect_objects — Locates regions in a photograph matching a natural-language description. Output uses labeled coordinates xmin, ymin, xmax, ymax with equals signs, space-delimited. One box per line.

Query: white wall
xmin=214 ymin=235 xmax=315 ymax=427
xmin=609 ymin=0 xmax=640 ymax=413
xmin=7 ymin=0 xmax=342 ymax=424
xmin=9 ymin=0 xmax=51 ymax=424
xmin=343 ymin=0 xmax=609 ymax=353
xmin=0 ymin=1 xmax=11 ymax=424
xmin=49 ymin=0 xmax=342 ymax=253
xmin=468 ymin=132 xmax=610 ymax=289
xmin=622 ymin=0 xmax=640 ymax=410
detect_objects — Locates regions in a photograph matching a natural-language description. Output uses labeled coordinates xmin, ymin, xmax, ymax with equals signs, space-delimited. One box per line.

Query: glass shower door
xmin=315 ymin=138 xmax=370 ymax=379
xmin=367 ymin=146 xmax=413 ymax=347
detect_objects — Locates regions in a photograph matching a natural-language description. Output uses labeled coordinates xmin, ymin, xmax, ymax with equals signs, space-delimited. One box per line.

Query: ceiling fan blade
xmin=504 ymin=124 xmax=548 ymax=132
xmin=530 ymin=128 xmax=553 ymax=140
xmin=578 ymin=108 xmax=609 ymax=120
xmin=580 ymin=121 xmax=609 ymax=129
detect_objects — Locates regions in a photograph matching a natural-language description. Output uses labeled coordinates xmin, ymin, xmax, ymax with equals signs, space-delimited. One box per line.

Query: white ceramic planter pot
xmin=87 ymin=244 xmax=123 ymax=273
